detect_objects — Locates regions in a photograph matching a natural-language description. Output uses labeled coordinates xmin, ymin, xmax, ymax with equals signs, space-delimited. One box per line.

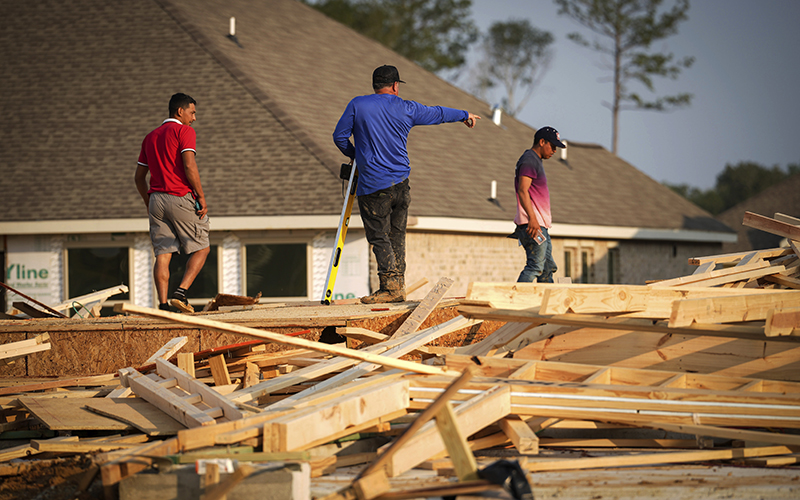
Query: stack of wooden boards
xmin=0 ymin=211 xmax=799 ymax=499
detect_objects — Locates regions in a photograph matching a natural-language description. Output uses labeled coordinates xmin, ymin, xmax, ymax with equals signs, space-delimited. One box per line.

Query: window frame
xmin=63 ymin=237 xmax=135 ymax=315
xmin=239 ymin=235 xmax=313 ymax=301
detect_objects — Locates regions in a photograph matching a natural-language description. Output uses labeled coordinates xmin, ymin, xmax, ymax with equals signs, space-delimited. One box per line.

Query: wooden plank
xmin=692 ymin=261 xmax=716 ymax=274
xmin=434 ymin=402 xmax=479 ymax=481
xmin=267 ymin=316 xmax=479 ymax=409
xmin=389 ymin=276 xmax=454 ymax=339
xmin=116 ymin=303 xmax=462 ymax=377
xmin=359 ymin=367 xmax=476 ymax=481
xmin=264 ymin=378 xmax=409 ymax=452
xmin=405 ymin=278 xmax=429 ymax=296
xmin=454 ymin=322 xmax=536 ymax=356
xmin=386 ymin=384 xmax=511 ymax=477
xmin=143 ymin=336 xmax=188 ymax=365
xmin=765 ymin=274 xmax=800 ymax=289
xmin=31 ymin=439 xmax=144 ymax=453
xmin=209 ymin=354 xmax=233 ymax=386
xmin=13 ymin=301 xmax=60 ymax=318
xmin=649 ymin=260 xmax=772 ymax=288
xmin=524 ymin=445 xmax=796 ymax=472
xmin=119 ymin=367 xmax=217 ymax=428
xmin=498 ymin=416 xmax=539 ymax=454
xmin=669 ymin=291 xmax=800 ymax=327
xmin=177 ymin=352 xmax=195 ymax=377
xmin=766 ymin=307 xmax=800 ymax=336
xmin=612 ymin=420 xmax=800 ymax=447
xmin=456 ymin=306 xmax=795 ymax=344
xmin=0 ymin=281 xmax=67 ymax=318
xmin=18 ymin=397 xmax=132 ymax=431
xmin=538 ymin=438 xmax=706 ymax=448
xmin=85 ymin=398 xmax=185 ymax=435
xmin=540 ymin=286 xmax=647 ymax=315
xmin=743 ymin=211 xmax=800 ymax=241
xmin=688 ymin=247 xmax=793 ymax=266
xmin=50 ymin=284 xmax=128 ymax=313
xmin=466 ymin=282 xmax=780 ymax=319
xmin=155 ymin=359 xmax=242 ymax=422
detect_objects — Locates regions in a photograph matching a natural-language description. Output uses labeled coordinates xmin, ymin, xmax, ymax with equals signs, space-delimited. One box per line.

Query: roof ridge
xmin=153 ymin=0 xmax=340 ymax=177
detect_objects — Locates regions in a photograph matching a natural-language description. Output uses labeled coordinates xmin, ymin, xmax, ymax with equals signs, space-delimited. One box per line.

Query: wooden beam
xmin=434 ymin=402 xmax=479 ymax=481
xmin=155 ymin=359 xmax=242 ymax=422
xmin=524 ymin=445 xmax=798 ymax=472
xmin=389 ymin=276 xmax=453 ymax=339
xmin=649 ymin=260 xmax=776 ymax=288
xmin=669 ymin=291 xmax=800 ymax=327
xmin=119 ymin=367 xmax=217 ymax=428
xmin=208 ymin=354 xmax=232 ymax=386
xmin=765 ymin=307 xmax=800 ymax=336
xmin=385 ymin=384 xmax=511 ymax=477
xmin=688 ymin=247 xmax=793 ymax=266
xmin=457 ymin=306 xmax=796 ymax=344
xmin=268 ymin=316 xmax=479 ymax=410
xmin=144 ymin=337 xmax=188 ymax=365
xmin=116 ymin=303 xmax=462 ymax=377
xmin=498 ymin=416 xmax=539 ymax=454
xmin=743 ymin=211 xmax=800 ymax=241
xmin=177 ymin=352 xmax=195 ymax=377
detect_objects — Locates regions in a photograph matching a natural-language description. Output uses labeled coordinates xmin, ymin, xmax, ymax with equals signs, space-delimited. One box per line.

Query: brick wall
xmin=395 ymin=232 xmax=724 ymax=298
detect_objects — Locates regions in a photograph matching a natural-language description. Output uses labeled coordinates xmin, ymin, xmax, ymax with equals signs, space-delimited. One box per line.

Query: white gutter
xmin=0 ymin=216 xmax=735 ymax=243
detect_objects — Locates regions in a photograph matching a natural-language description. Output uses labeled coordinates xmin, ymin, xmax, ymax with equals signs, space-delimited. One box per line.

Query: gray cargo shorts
xmin=148 ymin=192 xmax=210 ymax=256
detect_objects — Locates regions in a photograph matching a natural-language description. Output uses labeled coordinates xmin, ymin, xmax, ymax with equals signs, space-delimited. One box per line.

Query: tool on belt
xmin=321 ymin=161 xmax=358 ymax=305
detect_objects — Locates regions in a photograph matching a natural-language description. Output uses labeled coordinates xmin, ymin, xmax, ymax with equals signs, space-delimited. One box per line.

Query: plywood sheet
xmin=18 ymin=397 xmax=132 ymax=431
xmin=85 ymin=398 xmax=185 ymax=435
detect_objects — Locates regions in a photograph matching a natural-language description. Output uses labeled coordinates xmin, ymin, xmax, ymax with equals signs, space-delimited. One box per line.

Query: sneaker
xmin=169 ymin=295 xmax=194 ymax=313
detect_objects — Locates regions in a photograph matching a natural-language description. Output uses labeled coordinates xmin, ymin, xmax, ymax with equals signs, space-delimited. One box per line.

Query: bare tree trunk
xmin=612 ymin=34 xmax=621 ymax=155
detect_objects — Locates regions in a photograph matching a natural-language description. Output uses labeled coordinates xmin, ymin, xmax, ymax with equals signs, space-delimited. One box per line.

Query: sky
xmin=457 ymin=0 xmax=800 ymax=189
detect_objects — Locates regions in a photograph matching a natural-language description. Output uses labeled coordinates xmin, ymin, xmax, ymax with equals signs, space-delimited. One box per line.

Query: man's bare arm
xmin=134 ymin=165 xmax=150 ymax=211
xmin=182 ymin=150 xmax=207 ymax=218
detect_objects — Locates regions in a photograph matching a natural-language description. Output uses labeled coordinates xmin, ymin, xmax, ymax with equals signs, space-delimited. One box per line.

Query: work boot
xmin=361 ymin=274 xmax=405 ymax=304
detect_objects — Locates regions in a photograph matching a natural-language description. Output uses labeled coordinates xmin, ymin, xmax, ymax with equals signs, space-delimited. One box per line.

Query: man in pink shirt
xmin=513 ymin=126 xmax=564 ymax=282
xmin=135 ymin=93 xmax=210 ymax=313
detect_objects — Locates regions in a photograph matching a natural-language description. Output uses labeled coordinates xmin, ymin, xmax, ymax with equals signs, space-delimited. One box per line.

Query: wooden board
xmin=18 ymin=397 xmax=132 ymax=431
xmin=85 ymin=398 xmax=186 ymax=435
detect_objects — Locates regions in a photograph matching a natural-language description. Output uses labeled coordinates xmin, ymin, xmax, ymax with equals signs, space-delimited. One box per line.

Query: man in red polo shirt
xmin=135 ymin=93 xmax=210 ymax=313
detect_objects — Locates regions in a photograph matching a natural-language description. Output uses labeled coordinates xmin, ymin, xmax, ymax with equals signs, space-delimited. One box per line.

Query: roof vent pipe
xmin=560 ymin=140 xmax=568 ymax=161
xmin=230 ymin=17 xmax=236 ymax=37
xmin=492 ymin=106 xmax=502 ymax=126
xmin=490 ymin=180 xmax=497 ymax=200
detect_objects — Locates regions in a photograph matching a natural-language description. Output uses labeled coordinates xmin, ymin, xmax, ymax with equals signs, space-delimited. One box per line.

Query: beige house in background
xmin=0 ymin=0 xmax=734 ymax=313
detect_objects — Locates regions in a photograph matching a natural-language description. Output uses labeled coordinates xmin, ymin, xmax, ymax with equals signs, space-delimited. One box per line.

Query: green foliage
xmin=307 ymin=0 xmax=478 ymax=72
xmin=475 ymin=19 xmax=554 ymax=116
xmin=555 ymin=0 xmax=695 ymax=153
xmin=665 ymin=161 xmax=800 ymax=215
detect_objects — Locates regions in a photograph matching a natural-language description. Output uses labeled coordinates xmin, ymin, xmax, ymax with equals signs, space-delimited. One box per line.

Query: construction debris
xmin=1 ymin=212 xmax=800 ymax=499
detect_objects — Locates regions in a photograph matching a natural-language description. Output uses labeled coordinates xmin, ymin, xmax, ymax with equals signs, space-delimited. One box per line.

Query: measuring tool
xmin=321 ymin=161 xmax=358 ymax=305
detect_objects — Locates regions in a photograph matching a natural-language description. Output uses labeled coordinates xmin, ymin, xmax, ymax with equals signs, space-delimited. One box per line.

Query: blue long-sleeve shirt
xmin=333 ymin=93 xmax=468 ymax=196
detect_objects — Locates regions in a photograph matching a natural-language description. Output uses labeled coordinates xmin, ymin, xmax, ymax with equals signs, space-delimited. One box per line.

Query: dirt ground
xmin=0 ymin=456 xmax=103 ymax=500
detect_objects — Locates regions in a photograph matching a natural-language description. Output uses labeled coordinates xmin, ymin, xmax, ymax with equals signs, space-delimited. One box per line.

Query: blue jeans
xmin=515 ymin=225 xmax=557 ymax=283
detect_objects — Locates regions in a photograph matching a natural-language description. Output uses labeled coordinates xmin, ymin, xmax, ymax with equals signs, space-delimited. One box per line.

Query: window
xmin=608 ymin=247 xmax=620 ymax=284
xmin=67 ymin=247 xmax=130 ymax=316
xmin=581 ymin=249 xmax=595 ymax=283
xmin=563 ymin=250 xmax=572 ymax=279
xmin=245 ymin=243 xmax=307 ymax=298
xmin=167 ymin=246 xmax=219 ymax=301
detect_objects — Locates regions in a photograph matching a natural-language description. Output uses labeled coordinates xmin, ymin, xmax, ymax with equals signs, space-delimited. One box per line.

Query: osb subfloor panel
xmin=0 ymin=302 xmax=497 ymax=377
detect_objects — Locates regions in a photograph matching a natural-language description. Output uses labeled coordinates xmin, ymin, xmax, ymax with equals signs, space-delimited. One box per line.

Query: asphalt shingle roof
xmin=0 ymin=0 xmax=730 ymax=235
xmin=716 ymin=173 xmax=800 ymax=252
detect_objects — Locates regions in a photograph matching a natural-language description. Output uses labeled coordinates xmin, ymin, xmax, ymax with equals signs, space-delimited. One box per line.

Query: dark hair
xmin=169 ymin=93 xmax=196 ymax=117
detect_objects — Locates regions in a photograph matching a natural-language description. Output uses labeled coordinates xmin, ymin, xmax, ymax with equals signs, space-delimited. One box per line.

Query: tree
xmin=664 ymin=161 xmax=800 ymax=215
xmin=554 ymin=0 xmax=695 ymax=154
xmin=473 ymin=20 xmax=554 ymax=117
xmin=308 ymin=0 xmax=478 ymax=73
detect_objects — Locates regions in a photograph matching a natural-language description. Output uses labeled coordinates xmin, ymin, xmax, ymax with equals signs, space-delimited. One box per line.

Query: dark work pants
xmin=357 ymin=178 xmax=410 ymax=278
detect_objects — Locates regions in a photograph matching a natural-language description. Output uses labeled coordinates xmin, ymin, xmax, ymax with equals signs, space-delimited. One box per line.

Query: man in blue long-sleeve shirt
xmin=333 ymin=65 xmax=480 ymax=303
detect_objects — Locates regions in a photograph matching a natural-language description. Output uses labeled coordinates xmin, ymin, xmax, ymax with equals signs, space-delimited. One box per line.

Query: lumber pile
xmin=0 ymin=212 xmax=800 ymax=499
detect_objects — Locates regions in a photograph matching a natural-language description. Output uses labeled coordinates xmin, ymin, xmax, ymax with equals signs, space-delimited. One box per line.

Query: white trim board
xmin=0 ymin=217 xmax=735 ymax=243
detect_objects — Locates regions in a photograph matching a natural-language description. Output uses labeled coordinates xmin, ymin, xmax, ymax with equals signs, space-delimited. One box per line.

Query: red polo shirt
xmin=137 ymin=119 xmax=197 ymax=196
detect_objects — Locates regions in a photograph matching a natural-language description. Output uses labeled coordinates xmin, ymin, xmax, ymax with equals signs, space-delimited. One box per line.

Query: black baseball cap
xmin=372 ymin=65 xmax=405 ymax=87
xmin=534 ymin=126 xmax=566 ymax=148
